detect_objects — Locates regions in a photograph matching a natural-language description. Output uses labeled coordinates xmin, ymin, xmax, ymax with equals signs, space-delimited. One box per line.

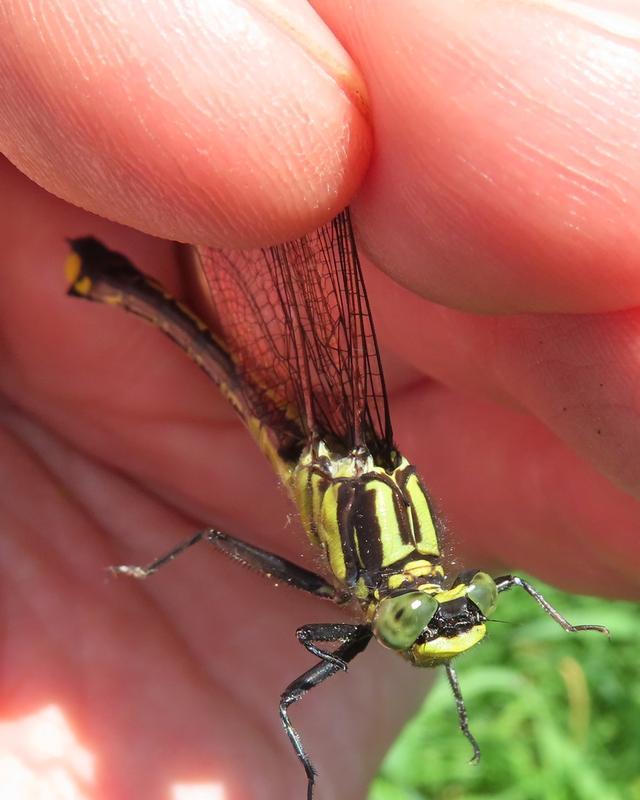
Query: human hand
xmin=2 ymin=3 xmax=639 ymax=800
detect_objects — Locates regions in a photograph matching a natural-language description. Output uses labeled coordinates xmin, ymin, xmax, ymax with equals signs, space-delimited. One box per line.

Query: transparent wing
xmin=196 ymin=209 xmax=395 ymax=467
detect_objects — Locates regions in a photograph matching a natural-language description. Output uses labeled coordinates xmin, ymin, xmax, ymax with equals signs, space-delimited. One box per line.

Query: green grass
xmin=370 ymin=580 xmax=640 ymax=800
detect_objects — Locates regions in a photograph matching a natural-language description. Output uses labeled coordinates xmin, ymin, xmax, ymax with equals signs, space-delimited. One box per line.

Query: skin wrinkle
xmin=510 ymin=137 xmax=621 ymax=205
xmin=152 ymin=589 xmax=286 ymax=800
xmin=533 ymin=0 xmax=640 ymax=42
xmin=0 ymin=320 xmax=256 ymax=543
xmin=565 ymin=140 xmax=625 ymax=193
xmin=3 ymin=410 xmax=289 ymax=800
xmin=1 ymin=411 xmax=131 ymax=565
xmin=576 ymin=47 xmax=636 ymax=99
xmin=507 ymin=42 xmax=633 ymax=204
xmin=142 ymin=8 xmax=274 ymax=225
xmin=27 ymin=16 xmax=165 ymax=221
xmin=459 ymin=42 xmax=537 ymax=104
xmin=461 ymin=54 xmax=630 ymax=218
xmin=1 ymin=433 xmax=93 ymax=620
xmin=121 ymin=612 xmax=269 ymax=798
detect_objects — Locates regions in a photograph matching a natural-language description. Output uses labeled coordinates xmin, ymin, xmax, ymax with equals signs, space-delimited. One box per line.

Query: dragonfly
xmin=64 ymin=208 xmax=608 ymax=798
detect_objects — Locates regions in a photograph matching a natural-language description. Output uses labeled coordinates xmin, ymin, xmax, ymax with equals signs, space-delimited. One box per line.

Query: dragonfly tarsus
xmin=110 ymin=530 xmax=209 ymax=578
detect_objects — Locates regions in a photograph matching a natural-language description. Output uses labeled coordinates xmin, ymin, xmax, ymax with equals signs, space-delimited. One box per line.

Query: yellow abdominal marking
xmin=64 ymin=252 xmax=82 ymax=285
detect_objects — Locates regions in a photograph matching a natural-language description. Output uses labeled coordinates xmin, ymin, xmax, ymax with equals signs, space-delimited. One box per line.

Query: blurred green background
xmin=370 ymin=579 xmax=640 ymax=800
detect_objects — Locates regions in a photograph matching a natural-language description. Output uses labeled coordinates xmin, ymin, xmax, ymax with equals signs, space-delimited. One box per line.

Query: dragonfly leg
xmin=296 ymin=623 xmax=372 ymax=670
xmin=111 ymin=528 xmax=347 ymax=602
xmin=495 ymin=575 xmax=610 ymax=636
xmin=280 ymin=625 xmax=373 ymax=800
xmin=445 ymin=662 xmax=481 ymax=763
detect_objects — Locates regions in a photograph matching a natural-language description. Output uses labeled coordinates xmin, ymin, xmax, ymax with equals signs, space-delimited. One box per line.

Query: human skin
xmin=1 ymin=2 xmax=640 ymax=799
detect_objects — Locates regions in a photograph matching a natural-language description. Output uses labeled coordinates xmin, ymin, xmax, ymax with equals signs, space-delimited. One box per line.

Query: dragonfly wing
xmin=196 ymin=209 xmax=396 ymax=467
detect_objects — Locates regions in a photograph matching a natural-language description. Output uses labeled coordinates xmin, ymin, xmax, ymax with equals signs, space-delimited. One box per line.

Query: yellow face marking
xmin=410 ymin=624 xmax=487 ymax=664
xmin=64 ymin=252 xmax=82 ymax=284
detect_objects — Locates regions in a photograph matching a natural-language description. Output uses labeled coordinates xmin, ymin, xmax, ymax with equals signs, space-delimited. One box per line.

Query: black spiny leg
xmin=445 ymin=662 xmax=481 ymax=763
xmin=296 ymin=623 xmax=373 ymax=670
xmin=495 ymin=575 xmax=610 ymax=636
xmin=112 ymin=528 xmax=348 ymax=602
xmin=280 ymin=625 xmax=373 ymax=800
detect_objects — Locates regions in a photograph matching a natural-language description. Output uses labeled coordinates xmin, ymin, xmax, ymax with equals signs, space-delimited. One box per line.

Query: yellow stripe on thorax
xmin=289 ymin=444 xmax=442 ymax=588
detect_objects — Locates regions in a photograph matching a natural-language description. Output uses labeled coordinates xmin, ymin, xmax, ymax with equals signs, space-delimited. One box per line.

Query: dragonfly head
xmin=371 ymin=571 xmax=498 ymax=666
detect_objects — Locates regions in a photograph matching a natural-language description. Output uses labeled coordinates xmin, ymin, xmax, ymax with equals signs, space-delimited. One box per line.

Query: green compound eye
xmin=373 ymin=592 xmax=438 ymax=650
xmin=467 ymin=572 xmax=498 ymax=617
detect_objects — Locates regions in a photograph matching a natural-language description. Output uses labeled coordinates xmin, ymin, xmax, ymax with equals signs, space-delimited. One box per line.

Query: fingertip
xmin=0 ymin=0 xmax=372 ymax=247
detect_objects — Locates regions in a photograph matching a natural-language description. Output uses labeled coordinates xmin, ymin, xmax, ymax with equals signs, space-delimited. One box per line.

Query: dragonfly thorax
xmin=290 ymin=442 xmax=443 ymax=589
xmin=288 ymin=438 xmax=501 ymax=666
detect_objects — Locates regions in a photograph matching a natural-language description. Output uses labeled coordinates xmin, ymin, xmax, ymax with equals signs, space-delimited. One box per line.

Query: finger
xmin=394 ymin=383 xmax=640 ymax=598
xmin=366 ymin=259 xmax=640 ymax=505
xmin=317 ymin=0 xmax=640 ymax=312
xmin=0 ymin=0 xmax=371 ymax=246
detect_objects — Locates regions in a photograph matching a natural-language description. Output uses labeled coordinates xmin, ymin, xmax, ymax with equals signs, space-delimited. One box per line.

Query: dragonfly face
xmin=372 ymin=570 xmax=498 ymax=665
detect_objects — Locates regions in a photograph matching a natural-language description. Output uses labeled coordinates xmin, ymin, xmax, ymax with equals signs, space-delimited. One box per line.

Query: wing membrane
xmin=196 ymin=209 xmax=395 ymax=467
